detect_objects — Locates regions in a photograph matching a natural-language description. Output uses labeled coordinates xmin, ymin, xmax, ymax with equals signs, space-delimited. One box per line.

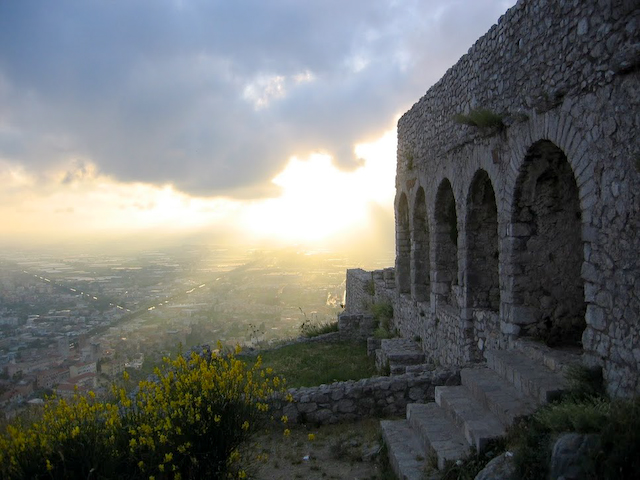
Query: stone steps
xmin=460 ymin=367 xmax=538 ymax=426
xmin=435 ymin=385 xmax=506 ymax=453
xmin=382 ymin=343 xmax=580 ymax=479
xmin=512 ymin=338 xmax=582 ymax=375
xmin=485 ymin=349 xmax=568 ymax=403
xmin=380 ymin=419 xmax=428 ymax=480
xmin=407 ymin=403 xmax=470 ymax=470
xmin=375 ymin=338 xmax=425 ymax=375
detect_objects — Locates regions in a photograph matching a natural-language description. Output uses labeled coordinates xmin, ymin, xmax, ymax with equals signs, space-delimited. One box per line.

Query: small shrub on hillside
xmin=0 ymin=346 xmax=285 ymax=479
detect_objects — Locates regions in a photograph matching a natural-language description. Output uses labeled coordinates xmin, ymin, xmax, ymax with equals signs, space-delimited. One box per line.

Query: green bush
xmin=0 ymin=347 xmax=285 ymax=479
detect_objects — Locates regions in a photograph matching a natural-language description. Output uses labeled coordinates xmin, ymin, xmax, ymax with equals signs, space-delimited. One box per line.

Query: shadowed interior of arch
xmin=512 ymin=140 xmax=586 ymax=348
xmin=434 ymin=179 xmax=459 ymax=307
xmin=466 ymin=170 xmax=500 ymax=312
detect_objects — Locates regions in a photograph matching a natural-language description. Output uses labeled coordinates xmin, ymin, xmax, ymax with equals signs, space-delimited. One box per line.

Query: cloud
xmin=0 ymin=0 xmax=515 ymax=198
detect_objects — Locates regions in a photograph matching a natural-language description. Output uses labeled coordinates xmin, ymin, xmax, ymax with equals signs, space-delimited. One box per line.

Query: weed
xmin=301 ymin=320 xmax=339 ymax=338
xmin=365 ymin=278 xmax=376 ymax=296
xmin=453 ymin=108 xmax=504 ymax=130
xmin=564 ymin=364 xmax=605 ymax=400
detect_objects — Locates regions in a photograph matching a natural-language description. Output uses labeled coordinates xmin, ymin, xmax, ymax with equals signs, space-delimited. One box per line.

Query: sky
xmin=0 ymin=0 xmax=516 ymax=253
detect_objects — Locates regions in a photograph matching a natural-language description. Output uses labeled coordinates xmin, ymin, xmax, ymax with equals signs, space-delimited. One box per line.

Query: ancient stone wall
xmin=393 ymin=0 xmax=640 ymax=396
xmin=344 ymin=268 xmax=395 ymax=315
xmin=275 ymin=368 xmax=459 ymax=425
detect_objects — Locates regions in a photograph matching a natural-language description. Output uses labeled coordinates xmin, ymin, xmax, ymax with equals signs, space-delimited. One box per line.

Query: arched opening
xmin=396 ymin=193 xmax=411 ymax=294
xmin=466 ymin=170 xmax=500 ymax=311
xmin=512 ymin=140 xmax=585 ymax=347
xmin=412 ymin=187 xmax=430 ymax=302
xmin=434 ymin=179 xmax=458 ymax=307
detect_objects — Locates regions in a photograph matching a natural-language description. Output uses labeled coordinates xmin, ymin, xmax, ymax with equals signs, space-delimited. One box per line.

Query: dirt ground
xmin=243 ymin=418 xmax=396 ymax=480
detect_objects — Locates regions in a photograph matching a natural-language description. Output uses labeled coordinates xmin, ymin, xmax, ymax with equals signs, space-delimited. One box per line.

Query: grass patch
xmin=300 ymin=320 xmax=339 ymax=338
xmin=252 ymin=340 xmax=377 ymax=388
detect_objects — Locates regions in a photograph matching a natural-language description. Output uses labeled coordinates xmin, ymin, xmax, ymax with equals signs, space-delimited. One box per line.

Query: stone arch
xmin=411 ymin=186 xmax=430 ymax=302
xmin=433 ymin=179 xmax=459 ymax=307
xmin=466 ymin=170 xmax=500 ymax=311
xmin=396 ymin=192 xmax=411 ymax=294
xmin=511 ymin=140 xmax=585 ymax=347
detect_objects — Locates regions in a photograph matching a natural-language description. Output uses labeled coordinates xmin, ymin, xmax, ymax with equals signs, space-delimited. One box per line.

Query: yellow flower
xmin=241 ymin=421 xmax=250 ymax=431
xmin=46 ymin=459 xmax=53 ymax=471
xmin=123 ymin=371 xmax=130 ymax=381
xmin=284 ymin=428 xmax=291 ymax=437
xmin=238 ymin=470 xmax=247 ymax=479
xmin=71 ymin=426 xmax=80 ymax=438
xmin=164 ymin=452 xmax=173 ymax=463
xmin=159 ymin=464 xmax=165 ymax=472
xmin=308 ymin=433 xmax=316 ymax=441
xmin=280 ymin=415 xmax=288 ymax=424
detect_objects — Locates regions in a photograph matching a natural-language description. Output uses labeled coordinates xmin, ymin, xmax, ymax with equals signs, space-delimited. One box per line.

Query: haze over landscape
xmin=0 ymin=0 xmax=515 ymax=254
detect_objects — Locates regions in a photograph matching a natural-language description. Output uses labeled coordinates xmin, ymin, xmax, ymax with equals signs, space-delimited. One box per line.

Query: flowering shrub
xmin=0 ymin=346 xmax=286 ymax=479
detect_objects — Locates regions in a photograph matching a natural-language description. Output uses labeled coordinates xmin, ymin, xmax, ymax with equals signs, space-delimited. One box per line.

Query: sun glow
xmin=241 ymin=128 xmax=396 ymax=244
xmin=0 ymin=128 xmax=396 ymax=247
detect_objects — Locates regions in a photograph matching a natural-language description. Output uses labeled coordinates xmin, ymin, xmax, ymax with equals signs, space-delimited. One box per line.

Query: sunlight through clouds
xmin=0 ymin=127 xmax=396 ymax=247
xmin=240 ymin=128 xmax=396 ymax=243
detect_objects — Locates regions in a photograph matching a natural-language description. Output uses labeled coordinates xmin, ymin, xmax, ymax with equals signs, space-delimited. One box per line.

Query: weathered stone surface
xmin=549 ymin=433 xmax=601 ymax=480
xmin=273 ymin=368 xmax=459 ymax=425
xmin=344 ymin=0 xmax=640 ymax=398
xmin=474 ymin=452 xmax=517 ymax=480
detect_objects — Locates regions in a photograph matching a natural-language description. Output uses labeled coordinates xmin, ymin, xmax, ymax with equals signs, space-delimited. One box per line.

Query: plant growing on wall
xmin=453 ymin=108 xmax=504 ymax=130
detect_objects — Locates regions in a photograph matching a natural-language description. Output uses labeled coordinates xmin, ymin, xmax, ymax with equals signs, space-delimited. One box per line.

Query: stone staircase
xmin=381 ymin=341 xmax=581 ymax=479
xmin=375 ymin=338 xmax=427 ymax=375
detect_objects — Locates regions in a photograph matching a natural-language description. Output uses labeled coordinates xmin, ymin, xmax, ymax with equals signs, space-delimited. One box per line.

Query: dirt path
xmin=243 ymin=418 xmax=396 ymax=480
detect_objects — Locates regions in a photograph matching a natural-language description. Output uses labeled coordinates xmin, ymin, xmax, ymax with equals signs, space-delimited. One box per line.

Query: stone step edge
xmin=485 ymin=349 xmax=567 ymax=403
xmin=380 ymin=419 xmax=428 ymax=480
xmin=460 ymin=367 xmax=539 ymax=426
xmin=512 ymin=338 xmax=583 ymax=374
xmin=406 ymin=402 xmax=471 ymax=470
xmin=435 ymin=385 xmax=506 ymax=453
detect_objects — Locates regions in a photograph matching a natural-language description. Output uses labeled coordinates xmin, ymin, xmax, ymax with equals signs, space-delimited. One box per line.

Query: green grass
xmin=300 ymin=320 xmax=339 ymax=338
xmin=251 ymin=340 xmax=377 ymax=388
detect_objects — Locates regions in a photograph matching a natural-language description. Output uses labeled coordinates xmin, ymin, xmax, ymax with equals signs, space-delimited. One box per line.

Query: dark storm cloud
xmin=0 ymin=0 xmax=514 ymax=197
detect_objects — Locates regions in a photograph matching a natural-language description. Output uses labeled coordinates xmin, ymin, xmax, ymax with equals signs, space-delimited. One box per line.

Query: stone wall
xmin=393 ymin=0 xmax=640 ymax=396
xmin=345 ymin=268 xmax=395 ymax=315
xmin=275 ymin=368 xmax=459 ymax=425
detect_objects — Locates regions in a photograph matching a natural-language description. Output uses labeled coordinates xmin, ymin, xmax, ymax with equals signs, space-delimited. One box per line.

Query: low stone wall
xmin=275 ymin=368 xmax=459 ymax=425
